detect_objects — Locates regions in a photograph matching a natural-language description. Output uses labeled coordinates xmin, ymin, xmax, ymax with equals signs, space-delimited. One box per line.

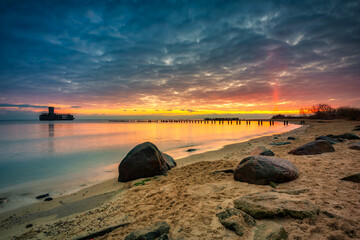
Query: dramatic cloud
xmin=0 ymin=0 xmax=359 ymax=118
xmin=0 ymin=103 xmax=48 ymax=109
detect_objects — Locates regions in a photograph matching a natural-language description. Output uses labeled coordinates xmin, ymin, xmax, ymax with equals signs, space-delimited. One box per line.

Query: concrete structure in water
xmin=39 ymin=107 xmax=74 ymax=121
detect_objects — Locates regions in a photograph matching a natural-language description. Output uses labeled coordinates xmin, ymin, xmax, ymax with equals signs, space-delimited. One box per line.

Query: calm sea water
xmin=0 ymin=120 xmax=299 ymax=212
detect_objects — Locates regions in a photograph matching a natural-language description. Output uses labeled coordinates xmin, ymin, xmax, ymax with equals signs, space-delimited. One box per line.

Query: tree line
xmin=272 ymin=104 xmax=360 ymax=120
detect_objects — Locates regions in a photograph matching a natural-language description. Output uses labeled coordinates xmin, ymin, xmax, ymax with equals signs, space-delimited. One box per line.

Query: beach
xmin=1 ymin=119 xmax=359 ymax=240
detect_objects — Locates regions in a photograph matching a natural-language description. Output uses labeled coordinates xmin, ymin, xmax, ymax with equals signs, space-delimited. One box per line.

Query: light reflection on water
xmin=0 ymin=120 xmax=299 ymax=211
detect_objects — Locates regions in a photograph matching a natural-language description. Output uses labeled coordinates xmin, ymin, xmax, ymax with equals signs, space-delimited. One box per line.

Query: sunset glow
xmin=0 ymin=1 xmax=359 ymax=119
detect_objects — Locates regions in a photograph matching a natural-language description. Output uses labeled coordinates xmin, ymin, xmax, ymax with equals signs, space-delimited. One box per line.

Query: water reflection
xmin=48 ymin=123 xmax=54 ymax=153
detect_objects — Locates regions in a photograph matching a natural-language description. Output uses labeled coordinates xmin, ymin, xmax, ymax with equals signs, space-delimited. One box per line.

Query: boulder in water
xmin=234 ymin=155 xmax=299 ymax=185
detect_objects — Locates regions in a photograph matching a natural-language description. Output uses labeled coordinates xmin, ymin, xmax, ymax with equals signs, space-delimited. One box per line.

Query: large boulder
xmin=118 ymin=142 xmax=175 ymax=182
xmin=124 ymin=222 xmax=170 ymax=240
xmin=234 ymin=191 xmax=319 ymax=219
xmin=234 ymin=155 xmax=299 ymax=185
xmin=348 ymin=142 xmax=360 ymax=150
xmin=288 ymin=140 xmax=334 ymax=155
xmin=251 ymin=146 xmax=275 ymax=156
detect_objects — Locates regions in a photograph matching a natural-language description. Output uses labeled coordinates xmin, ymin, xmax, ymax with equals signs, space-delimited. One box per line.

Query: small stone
xmin=186 ymin=148 xmax=197 ymax=152
xmin=251 ymin=146 xmax=275 ymax=156
xmin=44 ymin=197 xmax=53 ymax=201
xmin=348 ymin=142 xmax=360 ymax=150
xmin=36 ymin=193 xmax=49 ymax=199
xmin=26 ymin=224 xmax=33 ymax=228
xmin=0 ymin=197 xmax=8 ymax=206
xmin=287 ymin=137 xmax=296 ymax=140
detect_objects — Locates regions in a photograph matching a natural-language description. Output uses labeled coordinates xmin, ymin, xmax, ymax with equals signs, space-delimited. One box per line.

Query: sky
xmin=0 ymin=0 xmax=359 ymax=119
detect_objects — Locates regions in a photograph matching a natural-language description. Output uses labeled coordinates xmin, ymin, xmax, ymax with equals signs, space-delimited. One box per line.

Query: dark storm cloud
xmin=0 ymin=0 xmax=360 ymax=110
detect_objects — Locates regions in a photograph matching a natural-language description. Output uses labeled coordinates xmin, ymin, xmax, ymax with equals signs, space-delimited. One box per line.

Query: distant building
xmin=39 ymin=107 xmax=74 ymax=121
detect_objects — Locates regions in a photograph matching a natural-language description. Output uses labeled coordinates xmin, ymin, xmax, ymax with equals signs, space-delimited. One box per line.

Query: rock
xmin=333 ymin=133 xmax=360 ymax=140
xmin=0 ymin=197 xmax=8 ymax=206
xmin=288 ymin=140 xmax=334 ymax=155
xmin=315 ymin=136 xmax=339 ymax=144
xmin=162 ymin=153 xmax=176 ymax=168
xmin=234 ymin=155 xmax=299 ymax=185
xmin=118 ymin=142 xmax=175 ymax=182
xmin=216 ymin=208 xmax=255 ymax=236
xmin=341 ymin=173 xmax=360 ymax=183
xmin=234 ymin=191 xmax=319 ymax=219
xmin=44 ymin=197 xmax=53 ymax=201
xmin=124 ymin=222 xmax=170 ymax=240
xmin=26 ymin=224 xmax=33 ymax=228
xmin=270 ymin=142 xmax=291 ymax=146
xmin=348 ymin=142 xmax=360 ymax=150
xmin=273 ymin=137 xmax=278 ymax=139
xmin=352 ymin=126 xmax=360 ymax=131
xmin=253 ymin=221 xmax=288 ymax=240
xmin=186 ymin=148 xmax=197 ymax=152
xmin=36 ymin=193 xmax=49 ymax=199
xmin=287 ymin=137 xmax=296 ymax=140
xmin=251 ymin=146 xmax=275 ymax=156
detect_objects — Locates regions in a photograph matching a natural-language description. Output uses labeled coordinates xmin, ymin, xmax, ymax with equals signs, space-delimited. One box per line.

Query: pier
xmin=109 ymin=118 xmax=294 ymax=125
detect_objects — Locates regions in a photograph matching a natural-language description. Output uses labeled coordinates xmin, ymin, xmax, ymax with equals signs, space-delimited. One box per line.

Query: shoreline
xmin=0 ymin=122 xmax=300 ymax=214
xmin=1 ymin=119 xmax=359 ymax=239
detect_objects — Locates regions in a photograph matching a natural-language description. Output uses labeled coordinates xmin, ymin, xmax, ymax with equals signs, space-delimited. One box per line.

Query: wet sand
xmin=1 ymin=120 xmax=359 ymax=240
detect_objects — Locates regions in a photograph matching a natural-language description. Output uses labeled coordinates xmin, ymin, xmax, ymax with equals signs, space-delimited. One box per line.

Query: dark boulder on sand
xmin=118 ymin=142 xmax=176 ymax=182
xmin=289 ymin=140 xmax=334 ymax=155
xmin=251 ymin=146 xmax=275 ymax=156
xmin=234 ymin=155 xmax=299 ymax=185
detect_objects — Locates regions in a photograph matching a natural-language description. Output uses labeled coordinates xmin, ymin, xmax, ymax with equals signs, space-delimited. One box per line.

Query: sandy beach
xmin=1 ymin=119 xmax=360 ymax=240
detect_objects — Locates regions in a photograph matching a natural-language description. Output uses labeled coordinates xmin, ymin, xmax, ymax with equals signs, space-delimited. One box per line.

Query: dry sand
xmin=1 ymin=120 xmax=359 ymax=240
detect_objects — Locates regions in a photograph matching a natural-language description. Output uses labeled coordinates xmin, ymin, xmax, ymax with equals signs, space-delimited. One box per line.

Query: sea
xmin=0 ymin=119 xmax=300 ymax=212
